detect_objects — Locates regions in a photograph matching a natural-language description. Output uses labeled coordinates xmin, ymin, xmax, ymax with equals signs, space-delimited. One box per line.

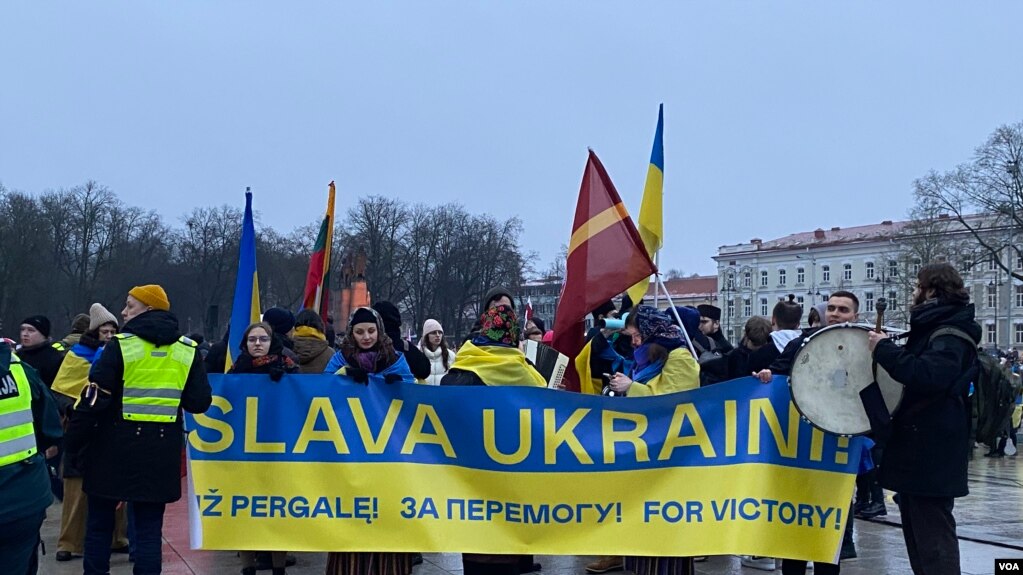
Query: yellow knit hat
xmin=128 ymin=284 xmax=170 ymax=311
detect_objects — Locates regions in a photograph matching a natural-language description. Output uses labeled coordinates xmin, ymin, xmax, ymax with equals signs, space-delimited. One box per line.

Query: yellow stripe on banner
xmin=189 ymin=460 xmax=853 ymax=562
xmin=568 ymin=203 xmax=629 ymax=256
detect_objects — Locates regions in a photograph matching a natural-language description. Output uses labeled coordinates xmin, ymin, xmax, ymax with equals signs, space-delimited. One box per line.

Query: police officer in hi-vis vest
xmin=0 ymin=341 xmax=62 ymax=574
xmin=65 ymin=285 xmax=211 ymax=575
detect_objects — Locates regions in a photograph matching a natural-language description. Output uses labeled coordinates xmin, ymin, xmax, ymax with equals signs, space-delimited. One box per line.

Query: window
xmin=1016 ymin=323 xmax=1023 ymax=345
xmin=760 ymin=270 xmax=769 ymax=287
xmin=987 ymin=324 xmax=997 ymax=345
xmin=889 ymin=290 xmax=898 ymax=309
xmin=760 ymin=298 xmax=768 ymax=316
xmin=778 ymin=269 xmax=787 ymax=286
xmin=843 ymin=263 xmax=852 ymax=281
xmin=821 ymin=265 xmax=831 ymax=283
xmin=743 ymin=271 xmax=751 ymax=288
xmin=743 ymin=299 xmax=751 ymax=317
xmin=988 ymin=258 xmax=998 ymax=271
xmin=888 ymin=260 xmax=899 ymax=277
xmin=865 ymin=291 xmax=874 ymax=311
xmin=865 ymin=261 xmax=875 ymax=279
xmin=727 ymin=274 xmax=735 ymax=289
xmin=962 ymin=254 xmax=973 ymax=272
xmin=911 ymin=258 xmax=921 ymax=275
xmin=796 ymin=295 xmax=805 ymax=310
xmin=1017 ymin=254 xmax=1023 ymax=270
xmin=988 ymin=284 xmax=998 ymax=308
xmin=797 ymin=267 xmax=805 ymax=284
xmin=727 ymin=300 xmax=735 ymax=319
xmin=1016 ymin=285 xmax=1023 ymax=308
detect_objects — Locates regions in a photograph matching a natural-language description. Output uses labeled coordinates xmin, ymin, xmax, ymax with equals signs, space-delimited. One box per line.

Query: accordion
xmin=524 ymin=340 xmax=569 ymax=389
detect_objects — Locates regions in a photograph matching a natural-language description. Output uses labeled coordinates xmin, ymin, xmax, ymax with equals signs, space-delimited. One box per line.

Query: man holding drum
xmin=867 ymin=263 xmax=979 ymax=575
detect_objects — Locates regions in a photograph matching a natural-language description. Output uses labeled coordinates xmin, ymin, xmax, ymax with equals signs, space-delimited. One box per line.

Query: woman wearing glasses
xmin=228 ymin=320 xmax=298 ymax=575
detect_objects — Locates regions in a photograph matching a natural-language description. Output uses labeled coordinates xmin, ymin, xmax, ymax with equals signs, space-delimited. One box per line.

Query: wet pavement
xmin=40 ymin=446 xmax=1021 ymax=575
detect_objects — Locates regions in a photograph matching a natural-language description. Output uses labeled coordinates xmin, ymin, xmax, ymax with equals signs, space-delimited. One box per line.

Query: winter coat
xmin=420 ymin=345 xmax=456 ymax=385
xmin=709 ymin=330 xmax=734 ymax=354
xmin=872 ymin=299 xmax=980 ymax=498
xmin=0 ymin=346 xmax=62 ymax=524
xmin=16 ymin=340 xmax=65 ymax=388
xmin=627 ymin=347 xmax=700 ymax=397
xmin=390 ymin=336 xmax=431 ymax=381
xmin=64 ymin=310 xmax=212 ymax=503
xmin=293 ymin=329 xmax=335 ymax=374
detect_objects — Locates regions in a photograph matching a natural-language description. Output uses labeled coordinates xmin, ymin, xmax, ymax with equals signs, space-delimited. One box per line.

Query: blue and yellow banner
xmin=186 ymin=375 xmax=864 ymax=563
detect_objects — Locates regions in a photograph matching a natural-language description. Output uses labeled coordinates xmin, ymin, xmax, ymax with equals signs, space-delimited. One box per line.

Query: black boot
xmin=272 ymin=568 xmax=286 ymax=575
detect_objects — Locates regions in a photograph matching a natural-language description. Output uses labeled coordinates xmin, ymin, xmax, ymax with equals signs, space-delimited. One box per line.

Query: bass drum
xmin=789 ymin=323 xmax=904 ymax=436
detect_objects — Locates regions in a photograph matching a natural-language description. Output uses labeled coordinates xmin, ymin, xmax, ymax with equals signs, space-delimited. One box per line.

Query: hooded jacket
xmin=64 ymin=310 xmax=212 ymax=503
xmin=872 ymin=299 xmax=980 ymax=498
xmin=292 ymin=327 xmax=335 ymax=374
xmin=420 ymin=345 xmax=456 ymax=386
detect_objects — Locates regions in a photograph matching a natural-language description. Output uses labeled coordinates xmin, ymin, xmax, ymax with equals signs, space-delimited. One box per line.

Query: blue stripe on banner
xmin=187 ymin=375 xmax=863 ymax=475
xmin=649 ymin=103 xmax=664 ymax=172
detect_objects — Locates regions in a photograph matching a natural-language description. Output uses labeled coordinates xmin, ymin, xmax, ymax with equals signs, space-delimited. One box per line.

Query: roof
xmin=719 ymin=213 xmax=994 ymax=255
xmin=643 ymin=275 xmax=717 ymax=299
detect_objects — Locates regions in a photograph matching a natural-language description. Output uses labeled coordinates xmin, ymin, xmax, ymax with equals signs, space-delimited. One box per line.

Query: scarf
xmin=294 ymin=325 xmax=326 ymax=341
xmin=354 ymin=350 xmax=380 ymax=371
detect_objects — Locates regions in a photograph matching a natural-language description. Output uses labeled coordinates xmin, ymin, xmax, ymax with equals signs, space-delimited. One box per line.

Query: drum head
xmin=789 ymin=324 xmax=904 ymax=436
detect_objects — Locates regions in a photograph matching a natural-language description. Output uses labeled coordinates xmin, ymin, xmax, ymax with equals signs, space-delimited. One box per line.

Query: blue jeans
xmin=84 ymin=496 xmax=165 ymax=575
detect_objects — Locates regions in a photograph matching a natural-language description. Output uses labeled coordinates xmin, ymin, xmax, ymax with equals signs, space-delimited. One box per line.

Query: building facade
xmin=714 ymin=216 xmax=1023 ymax=350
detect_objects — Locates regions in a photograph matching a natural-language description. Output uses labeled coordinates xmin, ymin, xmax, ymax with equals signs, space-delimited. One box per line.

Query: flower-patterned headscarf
xmin=634 ymin=305 xmax=683 ymax=343
xmin=479 ymin=304 xmax=520 ymax=346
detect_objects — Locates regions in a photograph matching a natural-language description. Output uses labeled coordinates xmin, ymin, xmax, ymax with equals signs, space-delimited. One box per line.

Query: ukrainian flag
xmin=626 ymin=104 xmax=664 ymax=307
xmin=227 ymin=189 xmax=261 ymax=369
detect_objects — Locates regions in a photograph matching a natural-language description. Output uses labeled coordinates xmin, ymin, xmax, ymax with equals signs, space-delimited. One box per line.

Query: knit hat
xmin=350 ymin=307 xmax=380 ymax=329
xmin=129 ymin=284 xmax=170 ymax=311
xmin=422 ymin=319 xmax=443 ymax=337
xmin=697 ymin=304 xmax=722 ymax=322
xmin=88 ymin=303 xmax=118 ymax=331
xmin=530 ymin=317 xmax=546 ymax=333
xmin=479 ymin=304 xmax=520 ymax=345
xmin=21 ymin=315 xmax=51 ymax=338
xmin=483 ymin=286 xmax=516 ymax=310
xmin=70 ymin=313 xmax=91 ymax=334
xmin=262 ymin=307 xmax=296 ymax=336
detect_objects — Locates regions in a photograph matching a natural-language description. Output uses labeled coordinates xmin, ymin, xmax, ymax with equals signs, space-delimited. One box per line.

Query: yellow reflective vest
xmin=0 ymin=354 xmax=37 ymax=467
xmin=117 ymin=334 xmax=196 ymax=423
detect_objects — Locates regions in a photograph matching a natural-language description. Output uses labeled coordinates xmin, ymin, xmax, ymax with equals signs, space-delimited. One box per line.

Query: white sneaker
xmin=740 ymin=556 xmax=778 ymax=571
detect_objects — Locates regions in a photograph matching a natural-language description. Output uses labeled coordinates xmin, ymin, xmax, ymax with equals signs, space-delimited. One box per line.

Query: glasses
xmin=246 ymin=336 xmax=271 ymax=344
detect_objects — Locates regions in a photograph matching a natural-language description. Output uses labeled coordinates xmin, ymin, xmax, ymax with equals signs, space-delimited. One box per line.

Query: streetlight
xmin=720 ymin=270 xmax=735 ymax=341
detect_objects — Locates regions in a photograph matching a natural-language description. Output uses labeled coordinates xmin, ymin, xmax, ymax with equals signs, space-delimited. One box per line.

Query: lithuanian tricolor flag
xmin=302 ymin=181 xmax=336 ymax=319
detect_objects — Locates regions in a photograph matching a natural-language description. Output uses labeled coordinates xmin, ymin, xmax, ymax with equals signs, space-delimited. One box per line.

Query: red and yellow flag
xmin=302 ymin=181 xmax=336 ymax=319
xmin=552 ymin=150 xmax=657 ymax=391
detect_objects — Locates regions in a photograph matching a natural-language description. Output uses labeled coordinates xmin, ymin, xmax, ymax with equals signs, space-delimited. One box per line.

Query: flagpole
xmin=655 ymin=274 xmax=698 ymax=358
xmin=653 ymin=253 xmax=660 ymax=308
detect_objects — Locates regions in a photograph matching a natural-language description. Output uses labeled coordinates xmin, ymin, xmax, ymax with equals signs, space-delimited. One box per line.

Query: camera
xmin=601 ymin=373 xmax=621 ymax=397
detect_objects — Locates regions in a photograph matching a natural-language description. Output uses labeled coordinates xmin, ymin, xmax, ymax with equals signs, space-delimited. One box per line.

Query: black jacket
xmin=872 ymin=299 xmax=979 ymax=498
xmin=440 ymin=368 xmax=486 ymax=387
xmin=709 ymin=330 xmax=734 ymax=354
xmin=17 ymin=341 xmax=65 ymax=388
xmin=64 ymin=310 xmax=212 ymax=503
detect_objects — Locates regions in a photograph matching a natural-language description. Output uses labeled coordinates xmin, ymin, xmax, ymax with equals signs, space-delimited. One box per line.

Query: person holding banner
xmin=65 ymin=284 xmax=212 ymax=575
xmin=591 ymin=305 xmax=699 ymax=575
xmin=324 ymin=306 xmax=416 ymax=575
xmin=441 ymin=304 xmax=545 ymax=575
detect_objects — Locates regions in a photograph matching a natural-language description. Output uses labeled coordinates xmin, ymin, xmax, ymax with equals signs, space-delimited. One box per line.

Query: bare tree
xmin=914 ymin=122 xmax=1023 ymax=281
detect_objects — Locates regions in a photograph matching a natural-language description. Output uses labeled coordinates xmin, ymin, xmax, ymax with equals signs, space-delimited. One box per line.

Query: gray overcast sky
xmin=2 ymin=2 xmax=1021 ymax=277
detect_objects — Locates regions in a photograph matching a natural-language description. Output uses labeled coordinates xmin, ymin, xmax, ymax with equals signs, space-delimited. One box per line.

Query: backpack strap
xmin=926 ymin=326 xmax=977 ymax=349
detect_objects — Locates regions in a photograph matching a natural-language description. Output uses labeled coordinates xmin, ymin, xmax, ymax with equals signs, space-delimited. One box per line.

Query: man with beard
xmin=697 ymin=304 xmax=734 ymax=353
xmin=868 ymin=263 xmax=979 ymax=575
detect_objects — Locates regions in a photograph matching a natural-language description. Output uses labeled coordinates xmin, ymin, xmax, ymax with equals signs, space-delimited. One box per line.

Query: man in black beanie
xmin=18 ymin=315 xmax=65 ymax=388
xmin=372 ymin=301 xmax=431 ymax=381
xmin=697 ymin=304 xmax=734 ymax=353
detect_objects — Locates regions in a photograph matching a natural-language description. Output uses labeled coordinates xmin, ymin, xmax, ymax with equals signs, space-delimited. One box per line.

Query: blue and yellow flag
xmin=227 ymin=189 xmax=261 ymax=369
xmin=626 ymin=104 xmax=665 ymax=306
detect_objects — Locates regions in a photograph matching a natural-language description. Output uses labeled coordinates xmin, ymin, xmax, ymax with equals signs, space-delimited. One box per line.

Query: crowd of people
xmin=0 ymin=262 xmax=1020 ymax=575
